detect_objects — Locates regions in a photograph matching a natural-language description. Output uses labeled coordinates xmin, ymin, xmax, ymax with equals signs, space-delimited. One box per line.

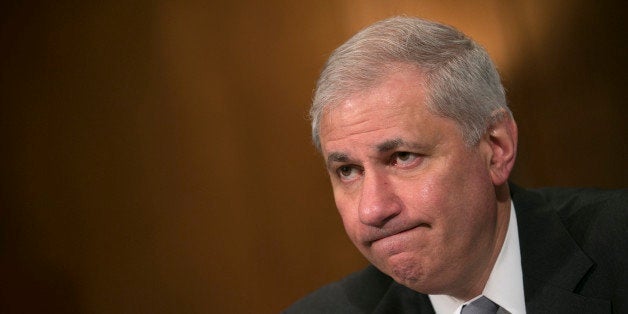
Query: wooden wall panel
xmin=1 ymin=1 xmax=625 ymax=313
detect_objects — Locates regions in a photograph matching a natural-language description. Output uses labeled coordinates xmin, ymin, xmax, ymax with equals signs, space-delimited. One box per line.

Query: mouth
xmin=365 ymin=223 xmax=430 ymax=246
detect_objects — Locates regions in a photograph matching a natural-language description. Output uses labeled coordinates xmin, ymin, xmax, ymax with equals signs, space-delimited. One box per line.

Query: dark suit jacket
xmin=283 ymin=185 xmax=627 ymax=313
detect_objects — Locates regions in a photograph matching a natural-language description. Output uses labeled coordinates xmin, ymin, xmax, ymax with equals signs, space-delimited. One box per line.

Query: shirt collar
xmin=429 ymin=201 xmax=526 ymax=314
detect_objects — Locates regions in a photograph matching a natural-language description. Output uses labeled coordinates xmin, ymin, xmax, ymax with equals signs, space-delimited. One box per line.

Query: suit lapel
xmin=511 ymin=185 xmax=611 ymax=312
xmin=372 ymin=282 xmax=435 ymax=314
xmin=341 ymin=266 xmax=435 ymax=313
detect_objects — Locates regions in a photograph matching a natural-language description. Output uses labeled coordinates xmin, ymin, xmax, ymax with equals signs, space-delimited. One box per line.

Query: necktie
xmin=460 ymin=296 xmax=499 ymax=314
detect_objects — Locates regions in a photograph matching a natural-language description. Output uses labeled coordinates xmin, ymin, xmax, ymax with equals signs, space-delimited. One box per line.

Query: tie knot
xmin=460 ymin=296 xmax=499 ymax=314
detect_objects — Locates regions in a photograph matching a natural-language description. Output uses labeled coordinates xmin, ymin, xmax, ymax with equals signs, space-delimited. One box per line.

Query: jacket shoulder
xmin=531 ymin=187 xmax=627 ymax=239
xmin=523 ymin=186 xmax=628 ymax=297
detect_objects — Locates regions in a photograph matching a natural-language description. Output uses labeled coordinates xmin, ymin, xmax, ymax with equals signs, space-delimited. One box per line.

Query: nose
xmin=357 ymin=171 xmax=402 ymax=227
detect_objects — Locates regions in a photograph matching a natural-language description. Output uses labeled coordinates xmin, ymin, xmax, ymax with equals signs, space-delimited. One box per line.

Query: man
xmin=284 ymin=16 xmax=626 ymax=313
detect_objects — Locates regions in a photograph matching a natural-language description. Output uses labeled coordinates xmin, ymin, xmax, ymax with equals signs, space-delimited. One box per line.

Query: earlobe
xmin=486 ymin=110 xmax=518 ymax=186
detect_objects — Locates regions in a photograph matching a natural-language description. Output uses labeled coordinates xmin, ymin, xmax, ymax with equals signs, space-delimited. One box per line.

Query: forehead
xmin=318 ymin=66 xmax=466 ymax=159
xmin=320 ymin=68 xmax=429 ymax=141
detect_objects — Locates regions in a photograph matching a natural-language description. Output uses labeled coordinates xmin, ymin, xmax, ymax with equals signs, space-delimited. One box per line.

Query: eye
xmin=336 ymin=165 xmax=362 ymax=181
xmin=391 ymin=152 xmax=420 ymax=167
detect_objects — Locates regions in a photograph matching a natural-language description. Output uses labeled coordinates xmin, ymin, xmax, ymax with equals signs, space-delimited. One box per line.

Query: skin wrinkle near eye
xmin=326 ymin=138 xmax=432 ymax=177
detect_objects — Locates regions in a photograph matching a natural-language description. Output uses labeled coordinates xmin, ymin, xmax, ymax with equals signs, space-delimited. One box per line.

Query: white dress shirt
xmin=429 ymin=201 xmax=526 ymax=314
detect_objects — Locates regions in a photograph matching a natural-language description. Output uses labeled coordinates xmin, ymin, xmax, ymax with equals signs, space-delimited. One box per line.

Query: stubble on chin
xmin=386 ymin=253 xmax=424 ymax=289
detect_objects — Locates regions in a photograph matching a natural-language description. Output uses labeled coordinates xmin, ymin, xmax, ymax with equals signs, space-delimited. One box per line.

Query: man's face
xmin=319 ymin=67 xmax=508 ymax=298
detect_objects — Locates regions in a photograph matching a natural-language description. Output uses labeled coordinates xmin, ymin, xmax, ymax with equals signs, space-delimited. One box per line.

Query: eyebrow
xmin=376 ymin=138 xmax=406 ymax=152
xmin=325 ymin=138 xmax=427 ymax=169
xmin=375 ymin=138 xmax=431 ymax=153
xmin=325 ymin=152 xmax=349 ymax=170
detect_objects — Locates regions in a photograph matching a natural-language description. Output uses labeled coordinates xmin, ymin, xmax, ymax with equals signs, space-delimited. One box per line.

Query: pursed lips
xmin=363 ymin=223 xmax=430 ymax=246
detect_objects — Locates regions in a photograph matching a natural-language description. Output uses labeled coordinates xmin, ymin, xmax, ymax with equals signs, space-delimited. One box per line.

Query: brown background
xmin=1 ymin=1 xmax=626 ymax=313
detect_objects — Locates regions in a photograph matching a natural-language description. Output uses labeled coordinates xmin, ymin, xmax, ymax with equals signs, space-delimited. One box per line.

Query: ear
xmin=484 ymin=109 xmax=518 ymax=186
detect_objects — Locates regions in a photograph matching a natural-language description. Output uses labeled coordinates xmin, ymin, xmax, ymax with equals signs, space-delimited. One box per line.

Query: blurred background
xmin=1 ymin=0 xmax=626 ymax=313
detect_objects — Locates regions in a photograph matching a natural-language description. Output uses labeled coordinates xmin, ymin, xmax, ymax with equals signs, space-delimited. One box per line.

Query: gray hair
xmin=310 ymin=16 xmax=510 ymax=150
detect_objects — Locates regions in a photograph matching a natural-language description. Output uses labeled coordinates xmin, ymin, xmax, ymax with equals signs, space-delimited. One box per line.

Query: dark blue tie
xmin=460 ymin=296 xmax=499 ymax=314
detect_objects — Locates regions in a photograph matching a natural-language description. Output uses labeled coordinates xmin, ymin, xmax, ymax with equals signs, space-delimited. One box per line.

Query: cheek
xmin=404 ymin=160 xmax=493 ymax=230
xmin=333 ymin=187 xmax=353 ymax=221
xmin=403 ymin=175 xmax=453 ymax=219
xmin=333 ymin=190 xmax=362 ymax=242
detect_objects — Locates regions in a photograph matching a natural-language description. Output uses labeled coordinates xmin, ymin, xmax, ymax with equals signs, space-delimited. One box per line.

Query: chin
xmin=387 ymin=256 xmax=455 ymax=295
xmin=384 ymin=252 xmax=425 ymax=288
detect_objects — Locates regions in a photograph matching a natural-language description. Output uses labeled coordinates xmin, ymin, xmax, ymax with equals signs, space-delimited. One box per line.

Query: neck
xmin=454 ymin=184 xmax=512 ymax=300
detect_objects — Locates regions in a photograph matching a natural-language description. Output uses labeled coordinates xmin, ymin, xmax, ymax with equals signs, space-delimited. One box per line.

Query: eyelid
xmin=334 ymin=164 xmax=363 ymax=182
xmin=390 ymin=151 xmax=422 ymax=167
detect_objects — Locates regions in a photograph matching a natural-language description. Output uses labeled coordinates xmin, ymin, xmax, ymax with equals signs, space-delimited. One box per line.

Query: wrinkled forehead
xmin=312 ymin=63 xmax=440 ymax=153
xmin=319 ymin=70 xmax=439 ymax=149
xmin=320 ymin=64 xmax=429 ymax=120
